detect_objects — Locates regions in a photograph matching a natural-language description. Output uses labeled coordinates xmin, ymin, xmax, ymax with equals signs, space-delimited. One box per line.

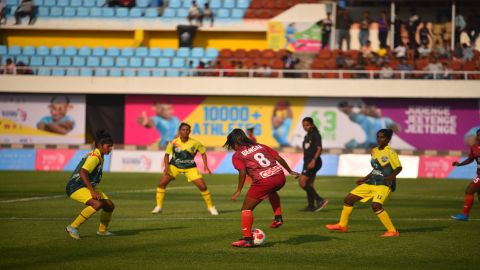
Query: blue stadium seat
xmin=1 ymin=55 xmax=12 ymax=65
xmin=6 ymin=0 xmax=19 ymax=6
xmin=210 ymin=0 xmax=221 ymax=8
xmin=102 ymin=7 xmax=115 ymax=17
xmin=149 ymin=48 xmax=162 ymax=57
xmin=231 ymin=8 xmax=244 ymax=18
xmin=109 ymin=69 xmax=122 ymax=77
xmin=16 ymin=56 xmax=30 ymax=65
xmin=115 ymin=57 xmax=128 ymax=67
xmin=152 ymin=69 xmax=164 ymax=76
xmin=237 ymin=0 xmax=250 ymax=8
xmin=166 ymin=70 xmax=180 ymax=77
xmin=52 ymin=68 xmax=66 ymax=76
xmin=8 ymin=46 xmax=21 ymax=56
xmin=76 ymin=7 xmax=89 ymax=17
xmin=38 ymin=7 xmax=49 ymax=16
xmin=157 ymin=58 xmax=171 ymax=68
xmin=83 ymin=0 xmax=95 ymax=7
xmin=95 ymin=68 xmax=108 ymax=77
xmin=191 ymin=47 xmax=204 ymax=58
xmin=51 ymin=46 xmax=64 ymax=56
xmin=100 ymin=57 xmax=114 ymax=67
xmin=106 ymin=47 xmax=120 ymax=57
xmin=137 ymin=0 xmax=149 ymax=8
xmin=70 ymin=0 xmax=82 ymax=7
xmin=63 ymin=7 xmax=76 ymax=17
xmin=135 ymin=47 xmax=148 ymax=57
xmin=66 ymin=68 xmax=79 ymax=76
xmin=129 ymin=57 xmax=142 ymax=67
xmin=72 ymin=56 xmax=86 ymax=66
xmin=36 ymin=0 xmax=44 ymax=5
xmin=44 ymin=0 xmax=56 ymax=7
xmin=144 ymin=8 xmax=158 ymax=17
xmin=182 ymin=0 xmax=193 ymax=8
xmin=137 ymin=69 xmax=151 ymax=77
xmin=78 ymin=46 xmax=91 ymax=56
xmin=30 ymin=56 xmax=43 ymax=66
xmin=37 ymin=46 xmax=50 ymax=56
xmin=121 ymin=47 xmax=134 ymax=57
xmin=217 ymin=9 xmax=229 ymax=18
xmin=65 ymin=46 xmax=78 ymax=56
xmin=22 ymin=46 xmax=36 ymax=56
xmin=57 ymin=0 xmax=69 ymax=6
xmin=80 ymin=68 xmax=93 ymax=76
xmin=87 ymin=56 xmax=100 ymax=67
xmin=44 ymin=56 xmax=57 ymax=66
xmin=187 ymin=58 xmax=199 ymax=68
xmin=116 ymin=8 xmax=129 ymax=17
xmin=176 ymin=47 xmax=190 ymax=57
xmin=90 ymin=7 xmax=102 ymax=17
xmin=177 ymin=8 xmax=188 ymax=18
xmin=49 ymin=7 xmax=63 ymax=17
xmin=205 ymin=48 xmax=219 ymax=58
xmin=92 ymin=47 xmax=106 ymax=57
xmin=129 ymin=8 xmax=142 ymax=17
xmin=0 ymin=45 xmax=7 ymax=55
xmin=162 ymin=8 xmax=175 ymax=18
xmin=58 ymin=56 xmax=72 ymax=66
xmin=223 ymin=0 xmax=235 ymax=8
xmin=37 ymin=68 xmax=51 ymax=76
xmin=162 ymin=48 xmax=175 ymax=57
xmin=124 ymin=68 xmax=136 ymax=77
xmin=168 ymin=0 xmax=181 ymax=8
xmin=95 ymin=0 xmax=104 ymax=6
xmin=143 ymin=57 xmax=156 ymax=67
xmin=172 ymin=57 xmax=185 ymax=68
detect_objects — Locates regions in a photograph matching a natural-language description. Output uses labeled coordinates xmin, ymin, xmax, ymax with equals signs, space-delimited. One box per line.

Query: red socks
xmin=269 ymin=192 xmax=282 ymax=216
xmin=463 ymin=194 xmax=474 ymax=216
xmin=241 ymin=210 xmax=253 ymax=238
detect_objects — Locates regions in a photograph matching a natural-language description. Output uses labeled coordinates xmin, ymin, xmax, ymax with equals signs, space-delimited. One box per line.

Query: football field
xmin=0 ymin=171 xmax=479 ymax=270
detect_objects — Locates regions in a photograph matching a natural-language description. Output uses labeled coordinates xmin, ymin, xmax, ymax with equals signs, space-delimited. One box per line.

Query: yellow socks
xmin=376 ymin=209 xmax=396 ymax=232
xmin=155 ymin=187 xmax=166 ymax=208
xmin=70 ymin=206 xmax=97 ymax=228
xmin=339 ymin=205 xmax=353 ymax=227
xmin=98 ymin=211 xmax=113 ymax=232
xmin=201 ymin=190 xmax=213 ymax=209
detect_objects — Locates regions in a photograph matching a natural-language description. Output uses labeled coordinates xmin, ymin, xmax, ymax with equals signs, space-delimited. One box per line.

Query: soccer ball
xmin=252 ymin=228 xmax=266 ymax=246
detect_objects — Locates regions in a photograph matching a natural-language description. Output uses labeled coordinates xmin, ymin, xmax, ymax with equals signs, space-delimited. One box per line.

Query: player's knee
xmin=103 ymin=201 xmax=115 ymax=212
xmin=371 ymin=203 xmax=383 ymax=212
xmin=89 ymin=200 xmax=102 ymax=210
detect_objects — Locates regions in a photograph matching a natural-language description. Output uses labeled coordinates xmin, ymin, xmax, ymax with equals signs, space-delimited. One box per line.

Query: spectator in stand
xmin=196 ymin=61 xmax=206 ymax=76
xmin=317 ymin=12 xmax=333 ymax=49
xmin=149 ymin=0 xmax=165 ymax=16
xmin=359 ymin=11 xmax=371 ymax=47
xmin=417 ymin=22 xmax=432 ymax=47
xmin=258 ymin=64 xmax=272 ymax=78
xmin=433 ymin=40 xmax=451 ymax=59
xmin=417 ymin=43 xmax=432 ymax=58
xmin=282 ymin=50 xmax=300 ymax=78
xmin=462 ymin=43 xmax=474 ymax=62
xmin=377 ymin=11 xmax=389 ymax=49
xmin=205 ymin=61 xmax=213 ymax=76
xmin=407 ymin=8 xmax=421 ymax=50
xmin=188 ymin=1 xmax=202 ymax=26
xmin=376 ymin=46 xmax=389 ymax=65
xmin=212 ymin=61 xmax=221 ymax=77
xmin=14 ymin=0 xmax=35 ymax=25
xmin=379 ymin=62 xmax=393 ymax=79
xmin=466 ymin=10 xmax=480 ymax=46
xmin=361 ymin=40 xmax=375 ymax=59
xmin=224 ymin=60 xmax=235 ymax=77
xmin=335 ymin=51 xmax=346 ymax=68
xmin=106 ymin=0 xmax=135 ymax=8
xmin=0 ymin=0 xmax=6 ymax=25
xmin=2 ymin=58 xmax=17 ymax=74
xmin=355 ymin=54 xmax=368 ymax=79
xmin=441 ymin=62 xmax=452 ymax=80
xmin=250 ymin=62 xmax=260 ymax=77
xmin=394 ymin=41 xmax=407 ymax=59
xmin=455 ymin=12 xmax=466 ymax=46
xmin=424 ymin=57 xmax=443 ymax=79
xmin=336 ymin=8 xmax=352 ymax=50
xmin=200 ymin=3 xmax=214 ymax=27
xmin=16 ymin=61 xmax=33 ymax=75
xmin=397 ymin=57 xmax=413 ymax=79
xmin=235 ymin=61 xmax=248 ymax=77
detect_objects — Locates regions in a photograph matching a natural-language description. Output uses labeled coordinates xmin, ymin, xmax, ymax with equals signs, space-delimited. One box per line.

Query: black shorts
xmin=302 ymin=157 xmax=322 ymax=178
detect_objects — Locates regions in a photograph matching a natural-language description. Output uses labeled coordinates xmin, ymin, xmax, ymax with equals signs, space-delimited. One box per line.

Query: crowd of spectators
xmin=1 ymin=58 xmax=34 ymax=75
xmin=187 ymin=1 xmax=214 ymax=27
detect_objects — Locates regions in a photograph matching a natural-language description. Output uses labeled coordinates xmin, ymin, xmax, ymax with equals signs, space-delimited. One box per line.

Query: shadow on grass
xmin=111 ymin=226 xmax=188 ymax=237
xmin=398 ymin=226 xmax=447 ymax=233
xmin=266 ymin=234 xmax=342 ymax=246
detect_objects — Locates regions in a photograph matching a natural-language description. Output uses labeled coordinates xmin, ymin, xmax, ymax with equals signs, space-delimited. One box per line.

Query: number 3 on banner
xmin=254 ymin=153 xmax=271 ymax=167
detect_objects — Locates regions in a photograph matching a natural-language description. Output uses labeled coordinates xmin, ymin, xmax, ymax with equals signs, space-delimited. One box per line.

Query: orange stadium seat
xmin=271 ymin=59 xmax=283 ymax=69
xmin=234 ymin=49 xmax=248 ymax=59
xmin=244 ymin=9 xmax=257 ymax=18
xmin=247 ymin=49 xmax=261 ymax=59
xmin=263 ymin=0 xmax=276 ymax=9
xmin=275 ymin=49 xmax=288 ymax=59
xmin=317 ymin=49 xmax=331 ymax=60
xmin=219 ymin=49 xmax=233 ymax=59
xmin=257 ymin=9 xmax=273 ymax=18
xmin=275 ymin=0 xmax=289 ymax=9
xmin=261 ymin=49 xmax=275 ymax=59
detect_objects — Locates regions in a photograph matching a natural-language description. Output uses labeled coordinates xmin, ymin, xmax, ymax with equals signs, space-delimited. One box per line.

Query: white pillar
xmin=331 ymin=2 xmax=337 ymax=49
xmin=390 ymin=0 xmax=396 ymax=49
xmin=451 ymin=1 xmax=456 ymax=49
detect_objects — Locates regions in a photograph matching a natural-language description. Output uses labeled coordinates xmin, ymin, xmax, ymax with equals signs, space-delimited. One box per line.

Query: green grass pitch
xmin=0 ymin=171 xmax=479 ymax=270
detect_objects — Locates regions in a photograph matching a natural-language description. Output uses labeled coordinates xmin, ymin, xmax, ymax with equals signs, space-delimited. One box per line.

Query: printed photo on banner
xmin=0 ymin=94 xmax=86 ymax=144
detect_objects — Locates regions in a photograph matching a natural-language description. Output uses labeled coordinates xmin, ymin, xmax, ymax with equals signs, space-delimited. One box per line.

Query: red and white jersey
xmin=468 ymin=144 xmax=480 ymax=177
xmin=232 ymin=144 xmax=283 ymax=183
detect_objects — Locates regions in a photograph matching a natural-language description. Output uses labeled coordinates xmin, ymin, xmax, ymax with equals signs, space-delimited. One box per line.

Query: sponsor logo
xmin=1 ymin=108 xmax=27 ymax=122
xmin=381 ymin=156 xmax=388 ymax=162
xmin=121 ymin=155 xmax=152 ymax=170
xmin=371 ymin=169 xmax=383 ymax=176
xmin=259 ymin=165 xmax=283 ymax=178
xmin=241 ymin=145 xmax=263 ymax=156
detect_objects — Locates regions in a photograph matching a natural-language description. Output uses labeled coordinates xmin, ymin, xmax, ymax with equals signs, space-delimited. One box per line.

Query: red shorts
xmin=472 ymin=177 xmax=480 ymax=190
xmin=246 ymin=173 xmax=286 ymax=200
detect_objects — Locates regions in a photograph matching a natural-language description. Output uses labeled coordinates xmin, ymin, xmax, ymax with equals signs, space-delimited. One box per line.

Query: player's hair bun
xmin=95 ymin=129 xmax=113 ymax=145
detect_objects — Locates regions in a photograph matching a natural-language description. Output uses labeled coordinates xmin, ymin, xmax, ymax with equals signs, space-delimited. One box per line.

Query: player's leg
xmin=326 ymin=190 xmax=363 ymax=232
xmin=97 ymin=197 xmax=115 ymax=236
xmin=191 ymin=175 xmax=218 ymax=215
xmin=152 ymin=172 xmax=174 ymax=213
xmin=298 ymin=174 xmax=315 ymax=211
xmin=372 ymin=202 xmax=399 ymax=237
xmin=452 ymin=181 xmax=477 ymax=221
xmin=307 ymin=171 xmax=328 ymax=212
xmin=66 ymin=188 xmax=102 ymax=239
xmin=232 ymin=195 xmax=263 ymax=248
xmin=267 ymin=174 xmax=286 ymax=228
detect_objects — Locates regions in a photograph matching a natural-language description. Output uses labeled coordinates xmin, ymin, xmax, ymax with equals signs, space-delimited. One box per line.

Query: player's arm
xmin=453 ymin=157 xmax=474 ymax=166
xmin=384 ymin=167 xmax=403 ymax=183
xmin=200 ymin=152 xmax=211 ymax=174
xmin=308 ymin=143 xmax=322 ymax=169
xmin=79 ymin=168 xmax=100 ymax=200
xmin=163 ymin=153 xmax=170 ymax=175
xmin=275 ymin=155 xmax=299 ymax=178
xmin=357 ymin=172 xmax=372 ymax=185
xmin=81 ymin=155 xmax=101 ymax=200
xmin=231 ymin=169 xmax=247 ymax=202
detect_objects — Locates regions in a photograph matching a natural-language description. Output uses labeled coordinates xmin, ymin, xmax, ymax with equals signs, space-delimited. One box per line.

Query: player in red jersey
xmin=451 ymin=128 xmax=480 ymax=221
xmin=224 ymin=128 xmax=299 ymax=248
